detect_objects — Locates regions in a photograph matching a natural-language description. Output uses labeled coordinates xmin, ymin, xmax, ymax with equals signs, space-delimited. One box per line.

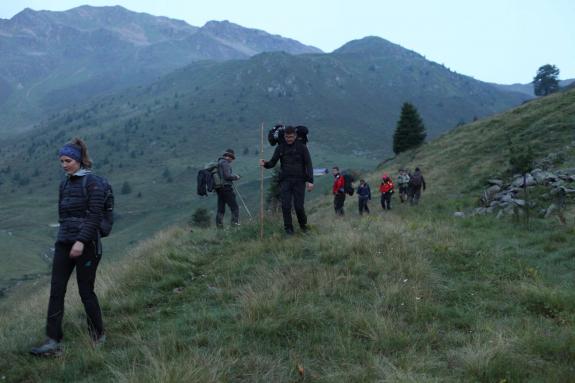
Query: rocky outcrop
xmin=474 ymin=167 xmax=574 ymax=217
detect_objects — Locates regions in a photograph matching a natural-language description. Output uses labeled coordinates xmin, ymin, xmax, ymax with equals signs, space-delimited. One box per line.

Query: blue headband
xmin=58 ymin=144 xmax=82 ymax=162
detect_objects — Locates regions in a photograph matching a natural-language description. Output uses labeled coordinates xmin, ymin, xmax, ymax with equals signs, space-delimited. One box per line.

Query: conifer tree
xmin=393 ymin=102 xmax=426 ymax=155
xmin=533 ymin=64 xmax=560 ymax=96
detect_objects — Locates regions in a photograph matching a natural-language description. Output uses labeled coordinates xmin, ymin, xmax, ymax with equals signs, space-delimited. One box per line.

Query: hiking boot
xmin=30 ymin=338 xmax=62 ymax=357
xmin=284 ymin=227 xmax=294 ymax=236
xmin=300 ymin=225 xmax=309 ymax=234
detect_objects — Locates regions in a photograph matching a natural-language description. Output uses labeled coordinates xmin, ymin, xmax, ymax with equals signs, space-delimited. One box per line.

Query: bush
xmin=121 ymin=181 xmax=132 ymax=194
xmin=191 ymin=208 xmax=211 ymax=228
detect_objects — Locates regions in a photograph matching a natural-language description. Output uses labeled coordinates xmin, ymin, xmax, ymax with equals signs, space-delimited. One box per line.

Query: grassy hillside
xmin=389 ymin=88 xmax=575 ymax=198
xmin=0 ymin=90 xmax=574 ymax=382
xmin=1 ymin=200 xmax=573 ymax=382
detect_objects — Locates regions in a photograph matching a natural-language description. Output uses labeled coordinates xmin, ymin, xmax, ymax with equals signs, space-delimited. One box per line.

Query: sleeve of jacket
xmin=264 ymin=146 xmax=281 ymax=169
xmin=302 ymin=145 xmax=313 ymax=184
xmin=422 ymin=176 xmax=426 ymax=190
xmin=77 ymin=177 xmax=105 ymax=244
xmin=367 ymin=185 xmax=371 ymax=200
xmin=220 ymin=160 xmax=239 ymax=181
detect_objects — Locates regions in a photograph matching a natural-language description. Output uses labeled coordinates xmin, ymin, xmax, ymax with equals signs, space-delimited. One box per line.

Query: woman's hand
xmin=69 ymin=241 xmax=84 ymax=258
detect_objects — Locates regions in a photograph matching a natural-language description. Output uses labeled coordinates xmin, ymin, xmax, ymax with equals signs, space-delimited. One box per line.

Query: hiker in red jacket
xmin=379 ymin=174 xmax=394 ymax=210
xmin=332 ymin=166 xmax=345 ymax=216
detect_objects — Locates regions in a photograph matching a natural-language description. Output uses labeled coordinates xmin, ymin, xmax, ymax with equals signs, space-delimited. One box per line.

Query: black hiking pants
xmin=409 ymin=187 xmax=422 ymax=205
xmin=358 ymin=197 xmax=370 ymax=215
xmin=381 ymin=192 xmax=392 ymax=210
xmin=399 ymin=185 xmax=409 ymax=203
xmin=216 ymin=186 xmax=239 ymax=227
xmin=46 ymin=241 xmax=104 ymax=342
xmin=334 ymin=193 xmax=346 ymax=216
xmin=280 ymin=179 xmax=307 ymax=231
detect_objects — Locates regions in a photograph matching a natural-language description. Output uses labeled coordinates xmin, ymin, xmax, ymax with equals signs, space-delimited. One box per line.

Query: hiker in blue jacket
xmin=31 ymin=138 xmax=106 ymax=356
xmin=356 ymin=179 xmax=371 ymax=215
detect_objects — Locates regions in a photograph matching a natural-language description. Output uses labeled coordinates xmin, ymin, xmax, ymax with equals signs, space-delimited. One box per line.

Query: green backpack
xmin=205 ymin=161 xmax=223 ymax=190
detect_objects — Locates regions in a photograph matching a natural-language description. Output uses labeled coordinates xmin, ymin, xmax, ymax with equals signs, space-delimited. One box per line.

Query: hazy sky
xmin=1 ymin=0 xmax=573 ymax=84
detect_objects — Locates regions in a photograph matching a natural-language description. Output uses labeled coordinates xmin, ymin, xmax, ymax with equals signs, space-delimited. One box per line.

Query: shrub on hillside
xmin=191 ymin=208 xmax=211 ymax=228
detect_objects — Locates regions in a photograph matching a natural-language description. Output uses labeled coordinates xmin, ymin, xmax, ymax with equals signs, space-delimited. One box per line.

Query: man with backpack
xmin=332 ymin=167 xmax=346 ymax=216
xmin=216 ymin=149 xmax=241 ymax=228
xmin=260 ymin=126 xmax=314 ymax=235
xmin=379 ymin=174 xmax=395 ymax=210
xmin=408 ymin=167 xmax=426 ymax=205
xmin=397 ymin=169 xmax=410 ymax=203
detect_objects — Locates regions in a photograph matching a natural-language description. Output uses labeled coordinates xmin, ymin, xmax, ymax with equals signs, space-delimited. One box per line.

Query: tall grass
xmin=1 ymin=195 xmax=573 ymax=382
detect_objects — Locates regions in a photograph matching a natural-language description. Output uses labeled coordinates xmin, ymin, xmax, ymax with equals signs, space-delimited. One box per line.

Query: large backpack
xmin=268 ymin=125 xmax=309 ymax=146
xmin=81 ymin=174 xmax=114 ymax=238
xmin=196 ymin=161 xmax=222 ymax=196
xmin=343 ymin=173 xmax=355 ymax=196
xmin=409 ymin=173 xmax=423 ymax=188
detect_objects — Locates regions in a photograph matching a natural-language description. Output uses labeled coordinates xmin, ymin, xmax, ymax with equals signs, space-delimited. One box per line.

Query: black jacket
xmin=57 ymin=172 xmax=105 ymax=244
xmin=264 ymin=141 xmax=313 ymax=183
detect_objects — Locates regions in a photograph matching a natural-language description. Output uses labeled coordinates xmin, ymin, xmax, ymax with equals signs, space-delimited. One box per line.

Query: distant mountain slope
xmin=0 ymin=5 xmax=321 ymax=133
xmin=492 ymin=78 xmax=575 ymax=97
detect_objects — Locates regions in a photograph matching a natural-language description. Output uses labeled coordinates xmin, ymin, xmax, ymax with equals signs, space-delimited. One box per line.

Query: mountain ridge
xmin=0 ymin=6 xmax=322 ymax=133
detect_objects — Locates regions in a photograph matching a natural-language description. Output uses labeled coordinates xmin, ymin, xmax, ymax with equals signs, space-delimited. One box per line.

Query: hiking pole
xmin=233 ymin=184 xmax=253 ymax=219
xmin=260 ymin=122 xmax=264 ymax=240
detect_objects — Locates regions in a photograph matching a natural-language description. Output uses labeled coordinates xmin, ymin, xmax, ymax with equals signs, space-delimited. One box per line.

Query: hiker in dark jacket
xmin=408 ymin=167 xmax=426 ymax=205
xmin=31 ymin=138 xmax=106 ymax=356
xmin=260 ymin=126 xmax=314 ymax=235
xmin=216 ymin=149 xmax=240 ymax=228
xmin=356 ymin=179 xmax=371 ymax=215
xmin=332 ymin=167 xmax=346 ymax=216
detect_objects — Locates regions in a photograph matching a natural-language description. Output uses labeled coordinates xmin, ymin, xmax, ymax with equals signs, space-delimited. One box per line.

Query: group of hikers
xmin=332 ymin=167 xmax=426 ymax=216
xmin=211 ymin=125 xmax=427 ymax=233
xmin=31 ymin=128 xmax=426 ymax=356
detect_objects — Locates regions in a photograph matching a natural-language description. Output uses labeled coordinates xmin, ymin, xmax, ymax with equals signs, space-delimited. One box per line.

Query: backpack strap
xmin=81 ymin=174 xmax=89 ymax=198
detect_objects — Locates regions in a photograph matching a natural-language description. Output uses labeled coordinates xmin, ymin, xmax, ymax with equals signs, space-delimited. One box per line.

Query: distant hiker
xmin=332 ymin=167 xmax=346 ymax=216
xmin=357 ymin=179 xmax=371 ymax=215
xmin=408 ymin=167 xmax=426 ymax=205
xmin=397 ymin=169 xmax=410 ymax=203
xmin=379 ymin=174 xmax=395 ymax=210
xmin=31 ymin=138 xmax=107 ymax=356
xmin=260 ymin=126 xmax=314 ymax=235
xmin=216 ymin=149 xmax=241 ymax=228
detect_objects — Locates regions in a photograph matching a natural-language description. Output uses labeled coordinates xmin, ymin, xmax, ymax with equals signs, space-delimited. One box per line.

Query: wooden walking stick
xmin=260 ymin=122 xmax=264 ymax=240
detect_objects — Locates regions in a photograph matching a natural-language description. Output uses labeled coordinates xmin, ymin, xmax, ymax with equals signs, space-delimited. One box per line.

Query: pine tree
xmin=533 ymin=64 xmax=560 ymax=96
xmin=393 ymin=102 xmax=426 ymax=155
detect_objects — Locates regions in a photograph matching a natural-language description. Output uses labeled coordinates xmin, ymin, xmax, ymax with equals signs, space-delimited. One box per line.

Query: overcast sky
xmin=1 ymin=0 xmax=573 ymax=84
